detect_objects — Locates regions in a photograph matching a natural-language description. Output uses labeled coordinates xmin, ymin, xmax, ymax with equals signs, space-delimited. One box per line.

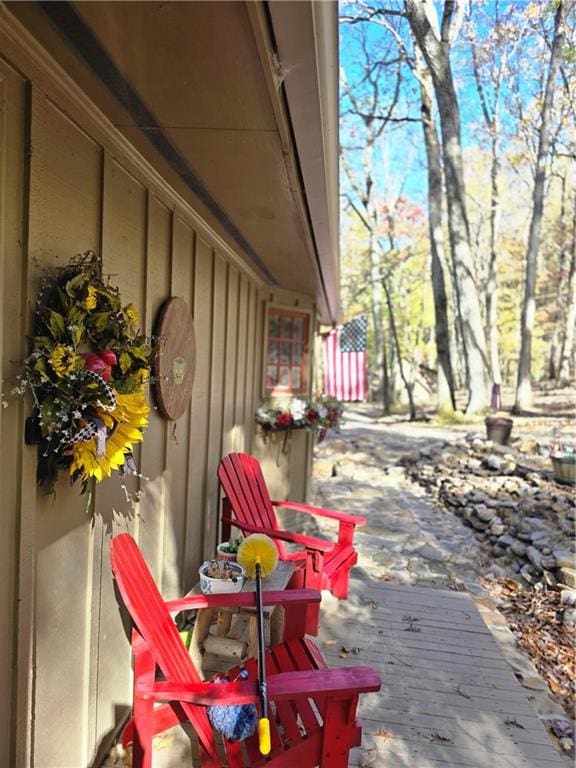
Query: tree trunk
xmin=418 ymin=65 xmax=456 ymax=413
xmin=486 ymin=128 xmax=502 ymax=386
xmin=558 ymin=191 xmax=576 ymax=383
xmin=514 ymin=1 xmax=568 ymax=412
xmin=406 ymin=0 xmax=490 ymax=415
xmin=549 ymin=174 xmax=569 ymax=379
xmin=383 ymin=278 xmax=416 ymax=420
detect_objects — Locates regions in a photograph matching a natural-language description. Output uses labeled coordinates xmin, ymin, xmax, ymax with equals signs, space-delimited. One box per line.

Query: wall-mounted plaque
xmin=153 ymin=297 xmax=196 ymax=420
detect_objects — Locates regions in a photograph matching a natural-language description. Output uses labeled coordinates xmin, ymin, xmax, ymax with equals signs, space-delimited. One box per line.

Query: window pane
xmin=266 ymin=366 xmax=278 ymax=388
xmin=268 ymin=341 xmax=278 ymax=364
xmin=268 ymin=314 xmax=280 ymax=338
xmin=280 ymin=342 xmax=291 ymax=365
xmin=292 ymin=343 xmax=302 ymax=364
xmin=279 ymin=366 xmax=290 ymax=386
xmin=291 ymin=366 xmax=301 ymax=389
xmin=281 ymin=316 xmax=292 ymax=338
xmin=293 ymin=317 xmax=303 ymax=340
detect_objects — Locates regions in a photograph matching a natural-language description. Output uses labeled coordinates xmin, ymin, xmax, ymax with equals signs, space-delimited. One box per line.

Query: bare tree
xmin=405 ymin=0 xmax=491 ymax=415
xmin=558 ymin=190 xmax=576 ymax=383
xmin=514 ymin=0 xmax=570 ymax=412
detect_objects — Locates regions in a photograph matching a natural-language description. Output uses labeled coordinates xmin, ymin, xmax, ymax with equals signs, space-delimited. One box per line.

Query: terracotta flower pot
xmin=485 ymin=416 xmax=513 ymax=445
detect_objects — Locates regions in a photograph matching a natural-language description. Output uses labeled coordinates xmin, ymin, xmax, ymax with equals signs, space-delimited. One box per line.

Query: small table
xmin=188 ymin=560 xmax=295 ymax=673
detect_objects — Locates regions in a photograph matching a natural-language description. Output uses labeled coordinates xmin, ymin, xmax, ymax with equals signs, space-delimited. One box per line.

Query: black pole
xmin=255 ymin=562 xmax=268 ymax=720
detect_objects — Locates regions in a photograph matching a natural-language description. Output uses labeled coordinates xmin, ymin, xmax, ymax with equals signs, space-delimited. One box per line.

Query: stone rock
xmin=466 ymin=432 xmax=484 ymax=443
xmin=490 ymin=523 xmax=506 ymax=536
xmin=492 ymin=544 xmax=508 ymax=558
xmin=526 ymin=546 xmax=543 ymax=572
xmin=523 ymin=517 xmax=547 ymax=531
xmin=520 ymin=564 xmax=537 ymax=585
xmin=498 ymin=534 xmax=516 ymax=548
xmin=541 ymin=555 xmax=556 ymax=571
xmin=554 ymin=550 xmax=575 ymax=568
xmin=560 ymin=589 xmax=576 ymax=606
xmin=519 ymin=439 xmax=538 ymax=454
xmin=484 ymin=455 xmax=502 ymax=472
xmin=386 ymin=465 xmax=407 ymax=479
xmin=511 ymin=540 xmax=527 ymax=558
xmin=559 ymin=567 xmax=576 ymax=589
xmin=471 ymin=517 xmax=490 ymax=531
xmin=516 ymin=531 xmax=533 ymax=543
xmin=562 ymin=608 xmax=576 ymax=628
xmin=414 ymin=543 xmax=450 ymax=563
xmin=543 ymin=571 xmax=557 ymax=588
xmin=487 ymin=564 xmax=508 ymax=578
xmin=475 ymin=505 xmax=496 ymax=522
xmin=559 ymin=737 xmax=574 ymax=753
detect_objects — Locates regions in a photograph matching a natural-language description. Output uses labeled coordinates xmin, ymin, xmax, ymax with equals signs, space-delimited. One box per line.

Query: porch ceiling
xmin=10 ymin=1 xmax=339 ymax=321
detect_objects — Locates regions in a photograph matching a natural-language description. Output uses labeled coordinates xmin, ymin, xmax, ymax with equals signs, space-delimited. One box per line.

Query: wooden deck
xmin=103 ymin=577 xmax=567 ymax=767
xmin=318 ymin=578 xmax=567 ymax=768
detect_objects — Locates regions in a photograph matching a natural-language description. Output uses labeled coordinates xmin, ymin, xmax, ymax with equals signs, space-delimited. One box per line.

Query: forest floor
xmin=309 ymin=383 xmax=575 ymax=760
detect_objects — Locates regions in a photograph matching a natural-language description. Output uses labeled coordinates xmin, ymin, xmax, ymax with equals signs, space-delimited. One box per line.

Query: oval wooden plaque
xmin=153 ymin=297 xmax=196 ymax=420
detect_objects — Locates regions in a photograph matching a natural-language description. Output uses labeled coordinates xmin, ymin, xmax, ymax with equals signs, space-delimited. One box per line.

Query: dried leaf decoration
xmin=22 ymin=251 xmax=154 ymax=495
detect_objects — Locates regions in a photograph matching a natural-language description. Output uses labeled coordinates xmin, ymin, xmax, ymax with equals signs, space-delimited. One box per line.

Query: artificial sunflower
xmin=69 ymin=386 xmax=149 ymax=484
xmin=49 ymin=345 xmax=80 ymax=377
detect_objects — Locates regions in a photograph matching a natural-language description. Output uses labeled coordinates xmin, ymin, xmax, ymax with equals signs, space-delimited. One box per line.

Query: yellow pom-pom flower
xmin=237 ymin=534 xmax=279 ymax=578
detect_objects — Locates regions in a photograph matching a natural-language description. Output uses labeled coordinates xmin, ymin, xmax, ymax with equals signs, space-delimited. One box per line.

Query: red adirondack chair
xmin=109 ymin=533 xmax=380 ymax=768
xmin=218 ymin=452 xmax=366 ymax=633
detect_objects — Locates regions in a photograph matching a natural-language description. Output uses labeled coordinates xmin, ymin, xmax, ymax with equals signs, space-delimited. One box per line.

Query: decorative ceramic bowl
xmin=199 ymin=560 xmax=245 ymax=594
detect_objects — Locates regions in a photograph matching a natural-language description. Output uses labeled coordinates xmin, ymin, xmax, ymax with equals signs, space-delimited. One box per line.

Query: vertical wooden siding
xmin=0 ymin=57 xmax=28 ymax=768
xmin=0 ymin=73 xmax=266 ymax=767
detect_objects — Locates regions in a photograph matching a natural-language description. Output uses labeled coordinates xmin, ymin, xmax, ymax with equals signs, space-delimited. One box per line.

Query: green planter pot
xmin=551 ymin=455 xmax=576 ymax=486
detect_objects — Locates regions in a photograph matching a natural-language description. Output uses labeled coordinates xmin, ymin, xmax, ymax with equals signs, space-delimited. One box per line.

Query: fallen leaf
xmin=375 ymin=728 xmax=393 ymax=740
xmin=424 ymin=731 xmax=453 ymax=743
xmin=402 ymin=615 xmax=420 ymax=622
xmin=339 ymin=646 xmax=361 ymax=658
xmin=362 ymin=598 xmax=379 ymax=609
xmin=455 ymin=686 xmax=471 ymax=699
xmin=505 ymin=718 xmax=525 ymax=729
xmin=323 ymin=639 xmax=337 ymax=646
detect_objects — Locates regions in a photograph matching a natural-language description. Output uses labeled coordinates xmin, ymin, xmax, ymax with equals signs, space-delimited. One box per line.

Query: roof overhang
xmin=7 ymin=0 xmax=340 ymax=322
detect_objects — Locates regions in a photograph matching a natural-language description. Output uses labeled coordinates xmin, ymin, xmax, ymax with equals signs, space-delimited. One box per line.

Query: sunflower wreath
xmin=24 ymin=251 xmax=154 ymax=494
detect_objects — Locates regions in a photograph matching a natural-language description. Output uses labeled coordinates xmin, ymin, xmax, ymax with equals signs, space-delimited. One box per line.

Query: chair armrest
xmin=222 ymin=517 xmax=333 ymax=552
xmin=138 ymin=667 xmax=381 ymax=704
xmin=137 ymin=679 xmax=258 ymax=705
xmin=166 ymin=588 xmax=321 ymax=613
xmin=272 ymin=500 xmax=366 ymax=526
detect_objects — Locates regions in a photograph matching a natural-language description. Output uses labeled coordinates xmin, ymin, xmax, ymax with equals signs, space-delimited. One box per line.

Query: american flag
xmin=322 ymin=315 xmax=368 ymax=402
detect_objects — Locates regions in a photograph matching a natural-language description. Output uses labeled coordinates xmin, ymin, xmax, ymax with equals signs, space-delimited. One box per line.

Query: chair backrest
xmin=218 ymin=453 xmax=287 ymax=559
xmin=109 ymin=533 xmax=217 ymax=759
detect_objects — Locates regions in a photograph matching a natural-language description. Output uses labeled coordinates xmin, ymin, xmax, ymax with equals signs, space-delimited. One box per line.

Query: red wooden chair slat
xmin=218 ymin=453 xmax=366 ymax=630
xmin=109 ymin=533 xmax=380 ymax=768
xmin=270 ymin=642 xmax=321 ymax=736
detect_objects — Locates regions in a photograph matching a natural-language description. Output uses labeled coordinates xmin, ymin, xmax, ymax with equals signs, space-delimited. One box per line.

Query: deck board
xmin=318 ymin=579 xmax=567 ymax=768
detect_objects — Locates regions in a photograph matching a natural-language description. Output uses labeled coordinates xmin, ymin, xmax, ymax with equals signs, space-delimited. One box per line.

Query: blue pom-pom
xmin=207 ymin=669 xmax=258 ymax=742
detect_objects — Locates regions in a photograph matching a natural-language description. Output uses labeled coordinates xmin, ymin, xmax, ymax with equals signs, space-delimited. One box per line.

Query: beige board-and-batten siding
xmin=0 ymin=12 xmax=315 ymax=768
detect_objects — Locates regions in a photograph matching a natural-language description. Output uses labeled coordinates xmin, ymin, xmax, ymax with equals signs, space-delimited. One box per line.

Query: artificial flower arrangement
xmin=255 ymin=395 xmax=343 ymax=442
xmin=21 ymin=250 xmax=154 ymax=494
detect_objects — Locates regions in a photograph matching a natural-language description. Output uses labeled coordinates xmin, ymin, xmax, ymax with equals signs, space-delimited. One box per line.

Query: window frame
xmin=262 ymin=304 xmax=312 ymax=397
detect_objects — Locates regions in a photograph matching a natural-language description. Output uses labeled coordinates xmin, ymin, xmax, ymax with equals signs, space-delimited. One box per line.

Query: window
xmin=265 ymin=308 xmax=309 ymax=395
